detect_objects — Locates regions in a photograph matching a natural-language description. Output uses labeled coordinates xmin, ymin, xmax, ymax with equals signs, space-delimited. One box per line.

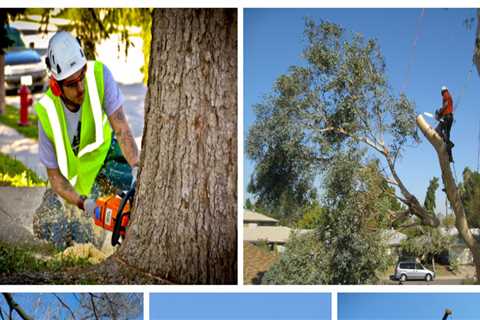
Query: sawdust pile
xmin=57 ymin=243 xmax=107 ymax=264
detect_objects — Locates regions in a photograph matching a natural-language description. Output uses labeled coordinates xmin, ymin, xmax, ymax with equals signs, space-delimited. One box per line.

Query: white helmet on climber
xmin=46 ymin=31 xmax=87 ymax=81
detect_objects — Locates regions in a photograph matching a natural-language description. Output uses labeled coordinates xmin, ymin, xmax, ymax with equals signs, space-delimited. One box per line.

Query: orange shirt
xmin=440 ymin=90 xmax=453 ymax=116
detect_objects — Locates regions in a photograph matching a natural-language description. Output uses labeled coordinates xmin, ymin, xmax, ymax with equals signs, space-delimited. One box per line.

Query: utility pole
xmin=442 ymin=308 xmax=452 ymax=320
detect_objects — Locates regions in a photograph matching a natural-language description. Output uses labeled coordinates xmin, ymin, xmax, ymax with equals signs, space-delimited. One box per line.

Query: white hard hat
xmin=46 ymin=31 xmax=86 ymax=81
xmin=441 ymin=86 xmax=448 ymax=92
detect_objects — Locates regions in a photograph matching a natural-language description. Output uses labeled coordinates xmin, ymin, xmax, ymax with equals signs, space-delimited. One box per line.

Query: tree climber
xmin=435 ymin=86 xmax=454 ymax=162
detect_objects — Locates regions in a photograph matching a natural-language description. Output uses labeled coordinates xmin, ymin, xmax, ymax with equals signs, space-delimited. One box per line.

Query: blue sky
xmin=339 ymin=293 xmax=480 ymax=319
xmin=0 ymin=293 xmax=143 ymax=319
xmin=244 ymin=8 xmax=480 ymax=214
xmin=150 ymin=293 xmax=331 ymax=320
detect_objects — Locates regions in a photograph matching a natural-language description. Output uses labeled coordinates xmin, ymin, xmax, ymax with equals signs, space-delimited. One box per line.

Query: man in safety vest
xmin=435 ymin=86 xmax=454 ymax=163
xmin=33 ymin=31 xmax=139 ymax=248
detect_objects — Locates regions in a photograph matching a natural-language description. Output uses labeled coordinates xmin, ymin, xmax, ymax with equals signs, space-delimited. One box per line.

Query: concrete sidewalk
xmin=0 ymin=186 xmax=46 ymax=246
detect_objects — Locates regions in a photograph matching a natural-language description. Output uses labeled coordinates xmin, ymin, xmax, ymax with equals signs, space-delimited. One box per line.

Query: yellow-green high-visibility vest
xmin=35 ymin=60 xmax=112 ymax=196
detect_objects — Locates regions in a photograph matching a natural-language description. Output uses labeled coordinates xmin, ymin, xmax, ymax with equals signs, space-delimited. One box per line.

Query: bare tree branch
xmin=2 ymin=294 xmax=33 ymax=320
xmin=397 ymin=221 xmax=423 ymax=230
xmin=88 ymin=294 xmax=99 ymax=320
xmin=0 ymin=305 xmax=5 ymax=320
xmin=53 ymin=294 xmax=77 ymax=320
xmin=104 ymin=294 xmax=118 ymax=320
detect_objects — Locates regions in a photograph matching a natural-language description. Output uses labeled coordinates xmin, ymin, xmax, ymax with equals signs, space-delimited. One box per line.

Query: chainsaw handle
xmin=111 ymin=183 xmax=136 ymax=246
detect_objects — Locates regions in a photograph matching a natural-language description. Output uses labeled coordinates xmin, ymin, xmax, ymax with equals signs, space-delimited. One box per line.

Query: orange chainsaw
xmin=93 ymin=183 xmax=136 ymax=246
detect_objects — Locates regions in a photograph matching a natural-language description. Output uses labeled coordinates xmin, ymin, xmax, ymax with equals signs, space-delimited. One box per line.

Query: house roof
xmin=244 ymin=225 xmax=293 ymax=243
xmin=244 ymin=210 xmax=278 ymax=224
xmin=244 ymin=225 xmax=311 ymax=244
xmin=243 ymin=241 xmax=279 ymax=284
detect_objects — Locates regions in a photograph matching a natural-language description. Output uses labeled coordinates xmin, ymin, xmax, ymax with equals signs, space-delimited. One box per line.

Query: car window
xmin=416 ymin=263 xmax=424 ymax=270
xmin=399 ymin=263 xmax=413 ymax=269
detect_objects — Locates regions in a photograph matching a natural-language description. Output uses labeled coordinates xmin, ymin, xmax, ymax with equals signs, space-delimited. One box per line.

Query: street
xmin=382 ymin=278 xmax=466 ymax=285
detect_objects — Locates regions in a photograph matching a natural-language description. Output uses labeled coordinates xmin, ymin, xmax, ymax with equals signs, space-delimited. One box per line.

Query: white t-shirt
xmin=38 ymin=64 xmax=124 ymax=168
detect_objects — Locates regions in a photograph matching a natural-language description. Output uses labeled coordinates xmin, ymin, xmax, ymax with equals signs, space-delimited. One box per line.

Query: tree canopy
xmin=459 ymin=168 xmax=480 ymax=228
xmin=247 ymin=18 xmax=436 ymax=227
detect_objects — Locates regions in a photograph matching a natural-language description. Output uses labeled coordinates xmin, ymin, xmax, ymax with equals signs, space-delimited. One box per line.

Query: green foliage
xmin=262 ymin=232 xmax=329 ymax=284
xmin=247 ymin=19 xmax=418 ymax=223
xmin=317 ymin=154 xmax=392 ymax=284
xmin=264 ymin=153 xmax=393 ymax=284
xmin=0 ymin=104 xmax=38 ymax=139
xmin=442 ymin=214 xmax=456 ymax=228
xmin=245 ymin=198 xmax=253 ymax=210
xmin=247 ymin=95 xmax=318 ymax=219
xmin=0 ymin=152 xmax=46 ymax=187
xmin=449 ymin=256 xmax=460 ymax=273
xmin=424 ymin=177 xmax=439 ymax=213
xmin=0 ymin=242 xmax=91 ymax=275
xmin=400 ymin=224 xmax=452 ymax=264
xmin=296 ymin=202 xmax=325 ymax=229
xmin=459 ymin=167 xmax=480 ymax=228
xmin=400 ymin=176 xmax=451 ymax=264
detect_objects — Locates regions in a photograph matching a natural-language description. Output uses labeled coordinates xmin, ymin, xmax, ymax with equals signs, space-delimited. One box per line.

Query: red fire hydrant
xmin=18 ymin=85 xmax=32 ymax=126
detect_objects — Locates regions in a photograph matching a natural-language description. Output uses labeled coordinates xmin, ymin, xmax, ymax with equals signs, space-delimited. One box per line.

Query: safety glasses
xmin=61 ymin=66 xmax=87 ymax=88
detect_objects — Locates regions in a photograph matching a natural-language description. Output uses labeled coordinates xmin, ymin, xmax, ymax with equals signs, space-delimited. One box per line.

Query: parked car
xmin=4 ymin=26 xmax=47 ymax=93
xmin=394 ymin=261 xmax=435 ymax=282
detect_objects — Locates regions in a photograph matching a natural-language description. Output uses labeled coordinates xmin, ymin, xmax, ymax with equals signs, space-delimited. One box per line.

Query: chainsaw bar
xmin=111 ymin=183 xmax=136 ymax=246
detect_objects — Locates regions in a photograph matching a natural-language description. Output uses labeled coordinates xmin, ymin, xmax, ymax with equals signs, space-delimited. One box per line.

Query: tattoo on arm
xmin=47 ymin=168 xmax=82 ymax=206
xmin=109 ymin=107 xmax=140 ymax=167
xmin=116 ymin=128 xmax=139 ymax=166
xmin=112 ymin=108 xmax=127 ymax=122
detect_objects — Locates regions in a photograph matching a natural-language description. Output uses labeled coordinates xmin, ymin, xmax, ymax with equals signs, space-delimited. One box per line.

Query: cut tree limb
xmin=417 ymin=114 xmax=480 ymax=282
xmin=320 ymin=125 xmax=440 ymax=227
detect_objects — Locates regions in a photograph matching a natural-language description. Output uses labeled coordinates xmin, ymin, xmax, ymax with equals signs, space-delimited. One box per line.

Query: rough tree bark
xmin=417 ymin=114 xmax=480 ymax=282
xmin=116 ymin=9 xmax=237 ymax=284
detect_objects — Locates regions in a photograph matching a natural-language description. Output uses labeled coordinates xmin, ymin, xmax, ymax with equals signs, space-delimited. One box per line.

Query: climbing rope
xmin=452 ymin=161 xmax=459 ymax=185
xmin=454 ymin=63 xmax=474 ymax=114
xmin=401 ymin=8 xmax=425 ymax=93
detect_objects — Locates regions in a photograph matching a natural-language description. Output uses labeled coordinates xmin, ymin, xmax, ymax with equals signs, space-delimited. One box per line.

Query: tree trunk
xmin=0 ymin=53 xmax=5 ymax=115
xmin=116 ymin=9 xmax=237 ymax=284
xmin=417 ymin=114 xmax=480 ymax=282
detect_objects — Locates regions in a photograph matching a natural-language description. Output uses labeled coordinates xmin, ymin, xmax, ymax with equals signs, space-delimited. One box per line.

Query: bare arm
xmin=108 ymin=107 xmax=139 ymax=167
xmin=47 ymin=168 xmax=84 ymax=209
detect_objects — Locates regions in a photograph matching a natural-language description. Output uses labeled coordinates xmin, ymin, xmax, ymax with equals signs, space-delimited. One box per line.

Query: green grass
xmin=0 ymin=152 xmax=46 ymax=187
xmin=0 ymin=104 xmax=38 ymax=139
xmin=0 ymin=241 xmax=92 ymax=275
